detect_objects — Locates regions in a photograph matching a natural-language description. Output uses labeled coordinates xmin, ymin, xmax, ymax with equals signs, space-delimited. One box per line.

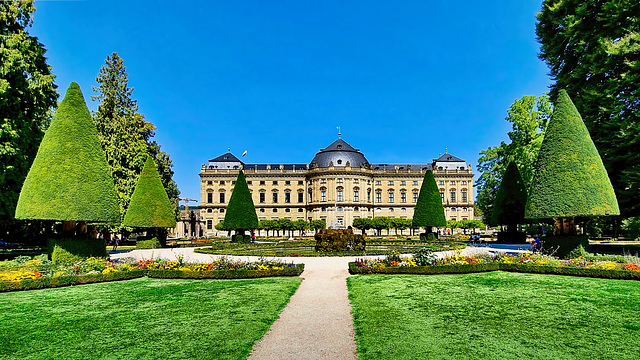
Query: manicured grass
xmin=348 ymin=272 xmax=640 ymax=359
xmin=0 ymin=276 xmax=300 ymax=359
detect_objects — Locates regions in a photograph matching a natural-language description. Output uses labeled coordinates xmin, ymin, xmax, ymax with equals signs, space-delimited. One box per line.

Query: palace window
xmin=462 ymin=192 xmax=467 ymax=202
xmin=207 ymin=181 xmax=213 ymax=185
xmin=375 ymin=180 xmax=381 ymax=185
xmin=413 ymin=192 xmax=418 ymax=203
xmin=321 ymin=179 xmax=327 ymax=184
xmin=285 ymin=193 xmax=291 ymax=203
xmin=388 ymin=191 xmax=394 ymax=203
xmin=298 ymin=192 xmax=304 ymax=203
xmin=273 ymin=193 xmax=278 ymax=203
xmin=450 ymin=181 xmax=456 ymax=185
xmin=298 ymin=180 xmax=304 ymax=185
xmin=273 ymin=208 xmax=278 ymax=212
xmin=337 ymin=207 xmax=343 ymax=211
xmin=285 ymin=181 xmax=291 ymax=185
xmin=260 ymin=181 xmax=266 ymax=185
xmin=207 ymin=192 xmax=213 ymax=204
xmin=450 ymin=192 xmax=456 ymax=202
xmin=367 ymin=189 xmax=371 ymax=202
xmin=260 ymin=193 xmax=265 ymax=203
xmin=285 ymin=208 xmax=291 ymax=213
xmin=401 ymin=208 xmax=407 ymax=212
xmin=260 ymin=208 xmax=265 ymax=213
xmin=337 ymin=178 xmax=343 ymax=183
xmin=463 ymin=208 xmax=468 ymax=212
xmin=232 ymin=181 xmax=236 ymax=185
xmin=247 ymin=181 xmax=252 ymax=185
xmin=413 ymin=181 xmax=418 ymax=185
xmin=219 ymin=193 xmax=225 ymax=203
xmin=220 ymin=181 xmax=225 ymax=185
xmin=438 ymin=181 xmax=444 ymax=185
xmin=321 ymin=191 xmax=327 ymax=202
xmin=337 ymin=190 xmax=343 ymax=202
xmin=462 ymin=181 xmax=467 ymax=185
xmin=401 ymin=192 xmax=406 ymax=203
xmin=273 ymin=181 xmax=278 ymax=185
xmin=400 ymin=181 xmax=406 ymax=185
xmin=354 ymin=190 xmax=359 ymax=202
xmin=388 ymin=181 xmax=394 ymax=185
xmin=440 ymin=192 xmax=444 ymax=202
xmin=298 ymin=208 xmax=303 ymax=212
xmin=354 ymin=179 xmax=359 ymax=184
xmin=207 ymin=220 xmax=212 ymax=229
xmin=207 ymin=208 xmax=213 ymax=213
xmin=220 ymin=209 xmax=225 ymax=213
xmin=376 ymin=191 xmax=382 ymax=203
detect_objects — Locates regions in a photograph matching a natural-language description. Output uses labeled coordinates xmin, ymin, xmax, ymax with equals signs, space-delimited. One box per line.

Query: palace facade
xmin=199 ymin=137 xmax=474 ymax=235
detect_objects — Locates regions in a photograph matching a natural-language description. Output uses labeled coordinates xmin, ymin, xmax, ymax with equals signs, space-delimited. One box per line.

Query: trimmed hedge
xmin=147 ymin=264 xmax=304 ymax=279
xmin=123 ymin=155 xmax=177 ymax=228
xmin=348 ymin=262 xmax=640 ymax=280
xmin=224 ymin=170 xmax=258 ymax=232
xmin=0 ymin=270 xmax=146 ymax=292
xmin=540 ymin=235 xmax=590 ymax=259
xmin=49 ymin=238 xmax=108 ymax=264
xmin=413 ymin=170 xmax=446 ymax=229
xmin=525 ymin=89 xmax=619 ymax=219
xmin=14 ymin=82 xmax=120 ymax=223
xmin=136 ymin=238 xmax=161 ymax=249
xmin=491 ymin=161 xmax=527 ymax=228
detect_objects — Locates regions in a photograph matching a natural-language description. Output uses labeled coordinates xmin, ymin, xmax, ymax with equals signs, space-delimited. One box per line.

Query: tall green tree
xmin=123 ymin=156 xmax=176 ymax=246
xmin=413 ymin=170 xmax=446 ymax=234
xmin=476 ymin=95 xmax=551 ymax=225
xmin=0 ymin=1 xmax=58 ymax=226
xmin=525 ymin=90 xmax=619 ymax=234
xmin=537 ymin=0 xmax=640 ymax=217
xmin=92 ymin=52 xmax=179 ymax=223
xmin=223 ymin=170 xmax=258 ymax=241
xmin=491 ymin=161 xmax=528 ymax=232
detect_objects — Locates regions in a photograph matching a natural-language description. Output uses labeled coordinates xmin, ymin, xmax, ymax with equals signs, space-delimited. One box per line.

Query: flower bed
xmin=0 ymin=255 xmax=303 ymax=292
xmin=349 ymin=251 xmax=640 ymax=280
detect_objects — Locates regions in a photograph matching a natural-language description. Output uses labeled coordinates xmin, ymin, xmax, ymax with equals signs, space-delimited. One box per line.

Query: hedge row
xmin=0 ymin=270 xmax=146 ymax=292
xmin=348 ymin=262 xmax=640 ymax=281
xmin=0 ymin=265 xmax=304 ymax=292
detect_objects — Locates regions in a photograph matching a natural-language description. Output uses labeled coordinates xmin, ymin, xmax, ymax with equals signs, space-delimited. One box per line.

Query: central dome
xmin=310 ymin=138 xmax=370 ymax=168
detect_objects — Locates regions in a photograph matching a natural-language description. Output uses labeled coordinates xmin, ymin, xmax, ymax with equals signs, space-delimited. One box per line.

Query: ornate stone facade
xmin=199 ymin=138 xmax=474 ymax=235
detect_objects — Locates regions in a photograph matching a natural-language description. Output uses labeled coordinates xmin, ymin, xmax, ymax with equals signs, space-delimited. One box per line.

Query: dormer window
xmin=337 ymin=160 xmax=342 ymax=165
xmin=337 ymin=145 xmax=342 ymax=149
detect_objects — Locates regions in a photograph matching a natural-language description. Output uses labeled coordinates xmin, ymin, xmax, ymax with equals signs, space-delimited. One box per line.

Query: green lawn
xmin=348 ymin=272 xmax=640 ymax=360
xmin=0 ymin=277 xmax=300 ymax=360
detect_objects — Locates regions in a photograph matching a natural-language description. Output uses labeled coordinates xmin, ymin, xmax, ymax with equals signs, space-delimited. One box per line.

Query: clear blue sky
xmin=30 ymin=0 xmax=551 ymax=202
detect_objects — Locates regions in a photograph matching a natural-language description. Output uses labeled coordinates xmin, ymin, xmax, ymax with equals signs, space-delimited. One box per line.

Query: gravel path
xmin=109 ymin=245 xmax=525 ymax=359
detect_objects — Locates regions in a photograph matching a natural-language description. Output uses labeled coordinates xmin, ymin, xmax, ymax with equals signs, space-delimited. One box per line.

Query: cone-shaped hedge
xmin=224 ymin=170 xmax=258 ymax=230
xmin=525 ymin=90 xmax=619 ymax=219
xmin=15 ymin=82 xmax=120 ymax=223
xmin=413 ymin=170 xmax=446 ymax=229
xmin=491 ymin=161 xmax=527 ymax=228
xmin=123 ymin=155 xmax=176 ymax=228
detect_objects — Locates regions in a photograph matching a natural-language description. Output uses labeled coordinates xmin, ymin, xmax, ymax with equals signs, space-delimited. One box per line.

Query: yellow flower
xmin=102 ymin=267 xmax=117 ymax=274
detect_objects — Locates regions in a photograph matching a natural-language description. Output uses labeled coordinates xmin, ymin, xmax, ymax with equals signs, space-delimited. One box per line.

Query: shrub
xmin=232 ymin=234 xmax=251 ymax=243
xmin=136 ymin=238 xmax=161 ymax=249
xmin=315 ymin=229 xmax=365 ymax=252
xmin=413 ymin=248 xmax=438 ymax=266
xmin=540 ymin=236 xmax=589 ymax=259
xmin=419 ymin=232 xmax=437 ymax=242
xmin=49 ymin=238 xmax=107 ymax=265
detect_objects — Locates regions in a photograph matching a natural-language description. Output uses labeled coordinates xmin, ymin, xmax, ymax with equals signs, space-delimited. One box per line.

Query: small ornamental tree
xmin=413 ymin=170 xmax=446 ymax=236
xmin=525 ymin=90 xmax=619 ymax=256
xmin=123 ymin=155 xmax=177 ymax=246
xmin=14 ymin=82 xmax=120 ymax=261
xmin=223 ymin=170 xmax=258 ymax=242
xmin=491 ymin=161 xmax=528 ymax=243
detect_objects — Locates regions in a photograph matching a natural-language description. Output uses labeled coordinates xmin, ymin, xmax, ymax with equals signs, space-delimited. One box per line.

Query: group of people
xmin=99 ymin=233 xmax=120 ymax=251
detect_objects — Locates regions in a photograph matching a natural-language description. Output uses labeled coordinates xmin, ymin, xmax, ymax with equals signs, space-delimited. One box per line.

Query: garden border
xmin=0 ymin=265 xmax=304 ymax=292
xmin=348 ymin=262 xmax=640 ymax=280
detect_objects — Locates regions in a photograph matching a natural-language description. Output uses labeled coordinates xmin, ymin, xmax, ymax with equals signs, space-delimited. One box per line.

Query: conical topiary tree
xmin=223 ymin=170 xmax=258 ymax=242
xmin=123 ymin=155 xmax=177 ymax=246
xmin=14 ymin=82 xmax=120 ymax=261
xmin=525 ymin=89 xmax=619 ymax=236
xmin=491 ymin=161 xmax=528 ymax=243
xmin=413 ymin=170 xmax=446 ymax=237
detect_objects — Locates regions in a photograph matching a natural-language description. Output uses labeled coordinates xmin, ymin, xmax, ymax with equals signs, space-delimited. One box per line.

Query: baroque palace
xmin=199 ymin=137 xmax=474 ymax=235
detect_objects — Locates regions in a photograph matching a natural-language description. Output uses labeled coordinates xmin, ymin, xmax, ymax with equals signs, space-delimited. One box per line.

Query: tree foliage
xmin=14 ymin=82 xmax=119 ymax=223
xmin=0 ymin=1 xmax=58 ymax=221
xmin=92 ymin=52 xmax=179 ymax=223
xmin=491 ymin=161 xmax=527 ymax=230
xmin=413 ymin=170 xmax=446 ymax=231
xmin=123 ymin=156 xmax=176 ymax=228
xmin=525 ymin=90 xmax=619 ymax=220
xmin=223 ymin=170 xmax=258 ymax=231
xmin=536 ymin=0 xmax=640 ymax=216
xmin=476 ymin=95 xmax=551 ymax=225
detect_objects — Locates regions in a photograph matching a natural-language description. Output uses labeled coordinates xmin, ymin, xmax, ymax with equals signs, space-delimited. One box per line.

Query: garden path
xmin=109 ymin=245 xmax=521 ymax=359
